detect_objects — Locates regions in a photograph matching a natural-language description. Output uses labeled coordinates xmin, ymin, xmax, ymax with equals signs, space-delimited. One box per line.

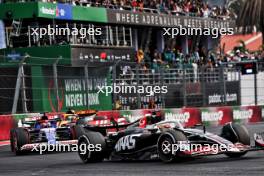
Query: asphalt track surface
xmin=1 ymin=124 xmax=264 ymax=176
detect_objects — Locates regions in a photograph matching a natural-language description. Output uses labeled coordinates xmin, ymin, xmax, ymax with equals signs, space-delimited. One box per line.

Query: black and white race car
xmin=76 ymin=112 xmax=264 ymax=163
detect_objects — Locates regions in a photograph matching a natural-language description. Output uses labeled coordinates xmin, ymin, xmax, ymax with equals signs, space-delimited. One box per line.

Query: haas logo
xmin=115 ymin=134 xmax=141 ymax=152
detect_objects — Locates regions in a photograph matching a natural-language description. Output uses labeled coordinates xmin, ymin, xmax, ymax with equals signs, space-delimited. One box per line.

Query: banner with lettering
xmin=205 ymin=81 xmax=240 ymax=106
xmin=233 ymin=106 xmax=262 ymax=123
xmin=201 ymin=106 xmax=233 ymax=126
xmin=107 ymin=9 xmax=235 ymax=28
xmin=43 ymin=66 xmax=112 ymax=111
xmin=164 ymin=108 xmax=201 ymax=127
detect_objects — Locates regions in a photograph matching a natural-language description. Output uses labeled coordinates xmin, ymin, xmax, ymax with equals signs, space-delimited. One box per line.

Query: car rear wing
xmin=84 ymin=119 xmax=139 ymax=131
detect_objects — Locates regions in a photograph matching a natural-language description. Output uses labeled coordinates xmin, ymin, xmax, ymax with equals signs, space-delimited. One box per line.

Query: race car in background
xmin=75 ymin=110 xmax=128 ymax=127
xmin=10 ymin=113 xmax=81 ymax=155
xmin=76 ymin=111 xmax=264 ymax=163
xmin=10 ymin=110 xmax=129 ymax=155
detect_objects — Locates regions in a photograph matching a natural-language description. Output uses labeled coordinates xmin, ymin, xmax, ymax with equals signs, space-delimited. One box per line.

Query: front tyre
xmin=221 ymin=122 xmax=250 ymax=158
xmin=10 ymin=128 xmax=29 ymax=155
xmin=78 ymin=130 xmax=106 ymax=163
xmin=157 ymin=129 xmax=188 ymax=163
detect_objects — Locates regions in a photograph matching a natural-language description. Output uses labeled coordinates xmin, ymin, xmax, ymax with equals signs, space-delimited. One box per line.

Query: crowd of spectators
xmin=73 ymin=0 xmax=232 ymax=19
xmin=35 ymin=0 xmax=232 ymax=19
xmin=135 ymin=46 xmax=264 ymax=72
xmin=4 ymin=0 xmax=233 ymax=18
xmin=5 ymin=0 xmax=233 ymax=18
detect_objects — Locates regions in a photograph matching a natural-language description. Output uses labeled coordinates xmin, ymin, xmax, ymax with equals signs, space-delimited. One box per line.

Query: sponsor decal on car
xmin=115 ymin=134 xmax=141 ymax=152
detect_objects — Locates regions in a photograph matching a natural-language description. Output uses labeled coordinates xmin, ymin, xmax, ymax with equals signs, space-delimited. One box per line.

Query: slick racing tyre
xmin=10 ymin=128 xmax=30 ymax=155
xmin=78 ymin=130 xmax=106 ymax=163
xmin=157 ymin=129 xmax=188 ymax=163
xmin=220 ymin=122 xmax=250 ymax=158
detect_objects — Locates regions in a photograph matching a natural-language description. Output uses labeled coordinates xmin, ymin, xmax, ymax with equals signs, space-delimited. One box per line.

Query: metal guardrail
xmin=0 ymin=56 xmax=263 ymax=113
xmin=6 ymin=23 xmax=133 ymax=48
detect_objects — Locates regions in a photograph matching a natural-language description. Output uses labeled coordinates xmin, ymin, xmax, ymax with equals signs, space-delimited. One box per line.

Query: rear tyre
xmin=10 ymin=129 xmax=15 ymax=152
xmin=71 ymin=125 xmax=87 ymax=139
xmin=76 ymin=118 xmax=87 ymax=125
xmin=10 ymin=128 xmax=29 ymax=155
xmin=157 ymin=129 xmax=188 ymax=163
xmin=221 ymin=122 xmax=250 ymax=158
xmin=78 ymin=130 xmax=106 ymax=163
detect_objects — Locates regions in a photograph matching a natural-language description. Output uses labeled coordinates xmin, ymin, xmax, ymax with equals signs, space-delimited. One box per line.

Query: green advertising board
xmin=38 ymin=2 xmax=57 ymax=19
xmin=0 ymin=2 xmax=234 ymax=29
xmin=0 ymin=2 xmax=38 ymax=19
xmin=0 ymin=2 xmax=108 ymax=23
xmin=32 ymin=66 xmax=112 ymax=112
xmin=0 ymin=44 xmax=112 ymax=113
xmin=72 ymin=6 xmax=107 ymax=22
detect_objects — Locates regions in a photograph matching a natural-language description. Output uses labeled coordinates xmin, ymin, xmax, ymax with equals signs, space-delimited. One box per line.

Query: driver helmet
xmin=150 ymin=110 xmax=164 ymax=124
xmin=66 ymin=109 xmax=75 ymax=114
xmin=39 ymin=113 xmax=51 ymax=128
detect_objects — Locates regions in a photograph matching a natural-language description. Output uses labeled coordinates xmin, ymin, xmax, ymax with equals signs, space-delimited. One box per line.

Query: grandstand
xmin=0 ymin=0 xmax=262 ymax=113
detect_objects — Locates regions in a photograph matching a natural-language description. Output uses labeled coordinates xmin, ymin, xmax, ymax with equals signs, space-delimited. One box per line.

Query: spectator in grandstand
xmin=131 ymin=0 xmax=138 ymax=11
xmin=199 ymin=46 xmax=208 ymax=61
xmin=201 ymin=3 xmax=210 ymax=18
xmin=163 ymin=47 xmax=175 ymax=63
xmin=138 ymin=0 xmax=144 ymax=11
xmin=114 ymin=99 xmax=122 ymax=110
xmin=151 ymin=59 xmax=159 ymax=72
xmin=130 ymin=98 xmax=138 ymax=110
xmin=171 ymin=1 xmax=183 ymax=13
xmin=193 ymin=47 xmax=200 ymax=62
xmin=148 ymin=98 xmax=156 ymax=109
xmin=189 ymin=3 xmax=200 ymax=16
xmin=157 ymin=0 xmax=167 ymax=13
xmin=136 ymin=49 xmax=144 ymax=63
xmin=67 ymin=0 xmax=231 ymax=19
xmin=233 ymin=50 xmax=242 ymax=62
xmin=221 ymin=7 xmax=230 ymax=18
xmin=143 ymin=48 xmax=152 ymax=63
xmin=183 ymin=1 xmax=191 ymax=14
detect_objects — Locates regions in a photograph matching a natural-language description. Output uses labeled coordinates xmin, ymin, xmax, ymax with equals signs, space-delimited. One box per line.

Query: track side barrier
xmin=200 ymin=106 xmax=233 ymax=126
xmin=233 ymin=106 xmax=262 ymax=123
xmin=163 ymin=108 xmax=201 ymax=127
xmin=0 ymin=115 xmax=15 ymax=140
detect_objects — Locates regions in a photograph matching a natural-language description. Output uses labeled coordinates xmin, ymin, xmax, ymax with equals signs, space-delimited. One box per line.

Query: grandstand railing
xmin=5 ymin=23 xmax=133 ymax=48
xmin=113 ymin=65 xmax=242 ymax=109
xmin=0 ymin=55 xmax=263 ymax=113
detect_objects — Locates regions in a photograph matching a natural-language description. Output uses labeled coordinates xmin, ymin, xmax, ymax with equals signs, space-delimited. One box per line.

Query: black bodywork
xmin=79 ymin=121 xmax=235 ymax=161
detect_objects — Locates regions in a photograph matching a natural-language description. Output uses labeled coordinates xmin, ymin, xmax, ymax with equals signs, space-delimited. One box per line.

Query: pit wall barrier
xmin=0 ymin=105 xmax=263 ymax=141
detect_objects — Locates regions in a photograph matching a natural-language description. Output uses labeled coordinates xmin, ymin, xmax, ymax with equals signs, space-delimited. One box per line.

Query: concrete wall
xmin=241 ymin=71 xmax=264 ymax=105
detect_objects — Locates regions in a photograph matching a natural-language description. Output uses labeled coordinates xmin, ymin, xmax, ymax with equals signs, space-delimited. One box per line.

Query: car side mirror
xmin=194 ymin=124 xmax=206 ymax=133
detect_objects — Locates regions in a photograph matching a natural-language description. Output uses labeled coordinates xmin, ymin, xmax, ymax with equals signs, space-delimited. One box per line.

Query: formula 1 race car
xmin=77 ymin=111 xmax=264 ymax=163
xmin=10 ymin=110 xmax=128 ymax=155
xmin=10 ymin=113 xmax=82 ymax=155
